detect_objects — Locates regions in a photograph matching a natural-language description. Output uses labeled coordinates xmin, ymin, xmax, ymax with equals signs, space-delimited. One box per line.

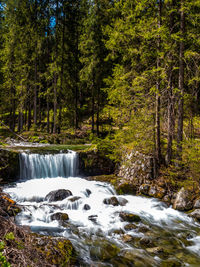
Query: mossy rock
xmin=34 ymin=236 xmax=76 ymax=266
xmin=116 ymin=182 xmax=137 ymax=195
xmin=119 ymin=212 xmax=141 ymax=223
xmin=160 ymin=258 xmax=182 ymax=267
xmin=90 ymin=239 xmax=120 ymax=261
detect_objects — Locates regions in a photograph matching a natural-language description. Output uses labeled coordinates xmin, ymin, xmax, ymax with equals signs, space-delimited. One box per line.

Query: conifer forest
xmin=0 ymin=0 xmax=200 ymax=170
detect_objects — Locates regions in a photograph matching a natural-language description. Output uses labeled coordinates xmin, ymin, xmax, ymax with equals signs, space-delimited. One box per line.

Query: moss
xmin=34 ymin=236 xmax=76 ymax=266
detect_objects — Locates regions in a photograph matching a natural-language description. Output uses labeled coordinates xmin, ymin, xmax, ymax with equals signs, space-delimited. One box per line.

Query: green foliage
xmin=96 ymin=136 xmax=122 ymax=163
xmin=0 ymin=241 xmax=11 ymax=267
xmin=4 ymin=232 xmax=15 ymax=241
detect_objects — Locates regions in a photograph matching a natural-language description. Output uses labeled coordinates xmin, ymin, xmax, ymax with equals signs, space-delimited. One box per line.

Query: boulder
xmin=103 ymin=196 xmax=128 ymax=206
xmin=146 ymin=247 xmax=164 ymax=254
xmin=88 ymin=215 xmax=98 ymax=223
xmin=124 ymin=223 xmax=137 ymax=231
xmin=194 ymin=198 xmax=200 ymax=209
xmin=116 ymin=182 xmax=137 ymax=195
xmin=173 ymin=188 xmax=193 ymax=211
xmin=122 ymin=234 xmax=134 ymax=243
xmin=118 ymin=197 xmax=128 ymax=206
xmin=119 ymin=212 xmax=141 ymax=223
xmin=83 ymin=204 xmax=91 ymax=210
xmin=50 ymin=212 xmax=69 ymax=221
xmin=148 ymin=186 xmax=165 ymax=199
xmin=189 ymin=209 xmax=200 ymax=221
xmin=139 ymin=237 xmax=154 ymax=248
xmin=103 ymin=196 xmax=119 ymax=206
xmin=45 ymin=189 xmax=72 ymax=202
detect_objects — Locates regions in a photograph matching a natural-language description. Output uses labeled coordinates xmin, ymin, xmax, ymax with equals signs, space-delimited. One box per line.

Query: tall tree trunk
xmin=53 ymin=0 xmax=59 ymax=134
xmin=177 ymin=0 xmax=185 ymax=161
xmin=34 ymin=58 xmax=37 ymax=126
xmin=96 ymin=85 xmax=100 ymax=136
xmin=53 ymin=74 xmax=57 ymax=134
xmin=166 ymin=0 xmax=176 ymax=166
xmin=47 ymin=96 xmax=50 ymax=134
xmin=28 ymin=97 xmax=31 ymax=131
xmin=155 ymin=0 xmax=162 ymax=165
xmin=10 ymin=87 xmax=16 ymax=132
xmin=38 ymin=86 xmax=41 ymax=125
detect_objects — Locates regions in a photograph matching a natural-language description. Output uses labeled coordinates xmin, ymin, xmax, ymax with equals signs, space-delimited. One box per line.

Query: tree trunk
xmin=34 ymin=59 xmax=37 ymax=126
xmin=47 ymin=96 xmax=50 ymax=134
xmin=166 ymin=0 xmax=176 ymax=166
xmin=28 ymin=98 xmax=31 ymax=131
xmin=53 ymin=0 xmax=59 ymax=134
xmin=177 ymin=0 xmax=185 ymax=161
xmin=53 ymin=74 xmax=57 ymax=134
xmin=96 ymin=85 xmax=100 ymax=136
xmin=155 ymin=0 xmax=162 ymax=165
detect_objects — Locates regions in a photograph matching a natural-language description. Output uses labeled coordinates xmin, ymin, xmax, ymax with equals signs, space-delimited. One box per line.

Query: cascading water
xmin=4 ymin=151 xmax=200 ymax=266
xmin=19 ymin=151 xmax=77 ymax=179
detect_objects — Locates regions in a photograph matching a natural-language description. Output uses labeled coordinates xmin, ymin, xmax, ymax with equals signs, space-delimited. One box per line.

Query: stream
xmin=4 ymin=150 xmax=200 ymax=266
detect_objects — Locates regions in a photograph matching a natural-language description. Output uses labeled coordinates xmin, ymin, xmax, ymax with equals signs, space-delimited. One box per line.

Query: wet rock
xmin=103 ymin=196 xmax=119 ymax=206
xmin=112 ymin=229 xmax=125 ymax=235
xmin=162 ymin=194 xmax=171 ymax=204
xmin=45 ymin=189 xmax=72 ymax=202
xmin=119 ymin=212 xmax=141 ymax=223
xmin=116 ymin=182 xmax=137 ymax=195
xmin=122 ymin=234 xmax=134 ymax=243
xmin=148 ymin=186 xmax=165 ymax=199
xmin=138 ymin=225 xmax=149 ymax=233
xmin=139 ymin=184 xmax=150 ymax=195
xmin=83 ymin=204 xmax=91 ymax=210
xmin=90 ymin=240 xmax=120 ymax=261
xmin=139 ymin=237 xmax=154 ymax=248
xmin=120 ymin=248 xmax=157 ymax=266
xmin=103 ymin=196 xmax=128 ymax=206
xmin=118 ymin=197 xmax=128 ymax=206
xmin=189 ymin=209 xmax=200 ymax=221
xmin=194 ymin=198 xmax=200 ymax=209
xmin=88 ymin=215 xmax=98 ymax=223
xmin=160 ymin=258 xmax=182 ymax=267
xmin=146 ymin=247 xmax=164 ymax=254
xmin=50 ymin=212 xmax=69 ymax=221
xmin=67 ymin=196 xmax=81 ymax=202
xmin=85 ymin=189 xmax=92 ymax=197
xmin=124 ymin=223 xmax=137 ymax=231
xmin=173 ymin=187 xmax=193 ymax=211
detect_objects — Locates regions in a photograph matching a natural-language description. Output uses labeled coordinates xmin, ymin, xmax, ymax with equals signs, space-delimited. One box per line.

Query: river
xmin=4 ymin=150 xmax=200 ymax=266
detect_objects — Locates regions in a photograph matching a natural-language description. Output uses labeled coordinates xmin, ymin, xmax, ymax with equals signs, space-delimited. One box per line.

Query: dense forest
xmin=0 ymin=0 xmax=200 ymax=172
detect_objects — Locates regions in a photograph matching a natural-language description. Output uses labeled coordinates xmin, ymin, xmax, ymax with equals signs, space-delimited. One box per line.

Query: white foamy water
xmin=4 ymin=176 xmax=198 ymax=236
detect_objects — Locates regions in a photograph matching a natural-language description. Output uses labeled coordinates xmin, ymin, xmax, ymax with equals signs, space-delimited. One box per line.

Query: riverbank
xmin=0 ymin=189 xmax=76 ymax=266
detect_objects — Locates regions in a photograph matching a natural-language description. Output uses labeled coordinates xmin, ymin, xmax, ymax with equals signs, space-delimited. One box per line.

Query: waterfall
xmin=19 ymin=151 xmax=78 ymax=179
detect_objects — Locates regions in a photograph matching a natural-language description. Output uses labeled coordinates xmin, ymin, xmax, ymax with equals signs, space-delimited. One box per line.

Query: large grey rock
xmin=45 ymin=189 xmax=72 ymax=202
xmin=173 ymin=187 xmax=193 ymax=211
xmin=189 ymin=209 xmax=200 ymax=221
xmin=194 ymin=199 xmax=200 ymax=209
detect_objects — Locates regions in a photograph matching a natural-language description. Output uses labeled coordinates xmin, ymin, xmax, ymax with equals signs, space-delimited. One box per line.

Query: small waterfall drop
xmin=19 ymin=151 xmax=77 ymax=179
